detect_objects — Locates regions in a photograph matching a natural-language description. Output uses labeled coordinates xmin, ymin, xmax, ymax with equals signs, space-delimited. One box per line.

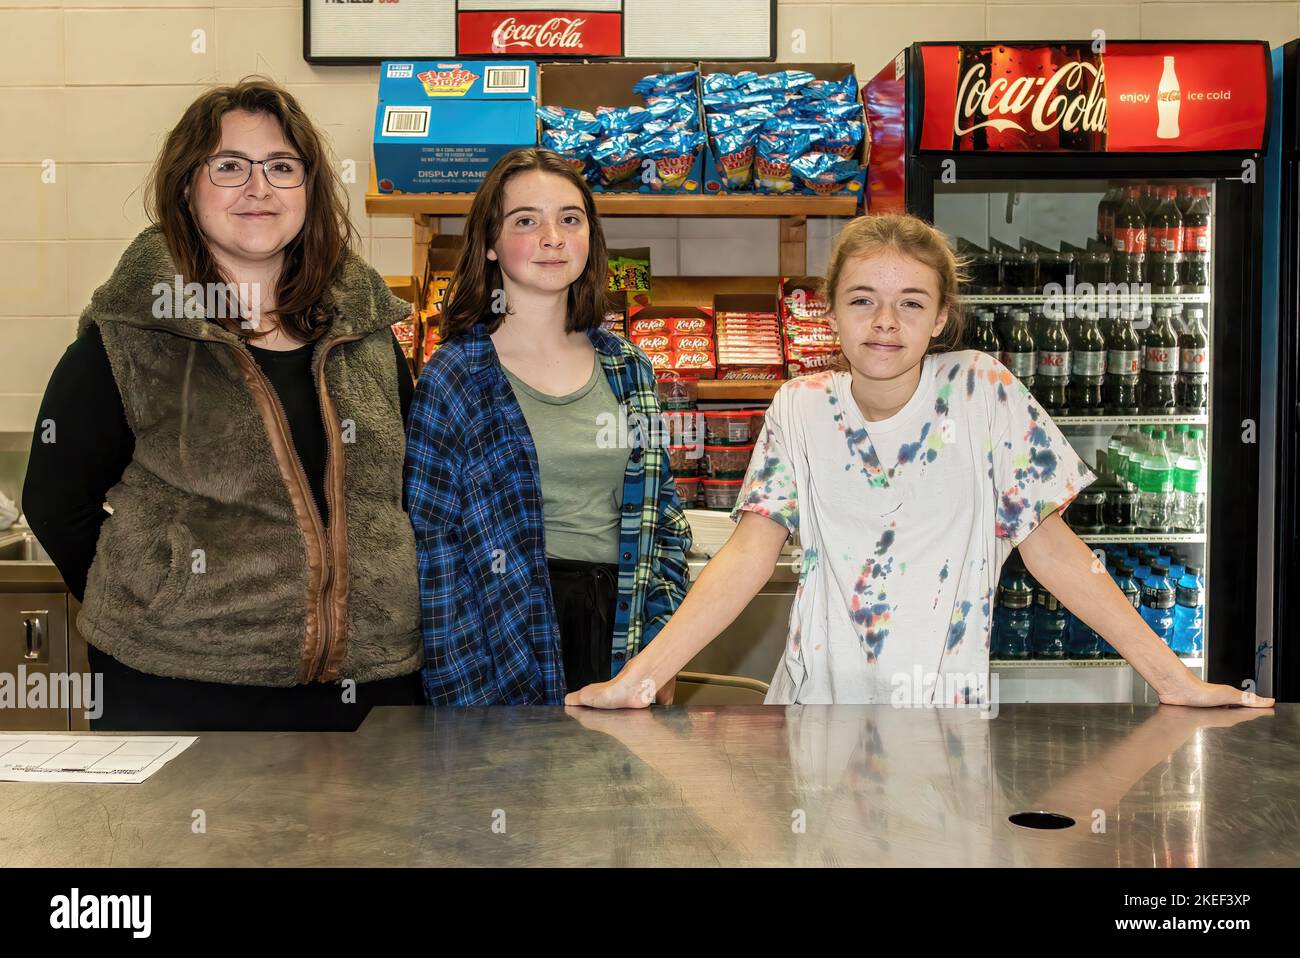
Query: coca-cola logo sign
xmin=954 ymin=59 xmax=1107 ymax=138
xmin=917 ymin=41 xmax=1270 ymax=153
xmin=458 ymin=10 xmax=623 ymax=57
xmin=492 ymin=16 xmax=586 ymax=52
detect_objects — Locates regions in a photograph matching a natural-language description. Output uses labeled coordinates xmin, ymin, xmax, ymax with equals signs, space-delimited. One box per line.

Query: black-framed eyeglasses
xmin=205 ymin=154 xmax=308 ymax=189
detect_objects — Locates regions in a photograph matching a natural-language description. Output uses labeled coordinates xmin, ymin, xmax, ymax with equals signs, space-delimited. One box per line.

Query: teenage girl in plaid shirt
xmin=405 ymin=148 xmax=691 ymax=706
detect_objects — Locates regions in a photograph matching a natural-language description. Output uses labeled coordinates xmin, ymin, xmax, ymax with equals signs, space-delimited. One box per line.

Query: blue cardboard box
xmin=374 ymin=60 xmax=538 ymax=194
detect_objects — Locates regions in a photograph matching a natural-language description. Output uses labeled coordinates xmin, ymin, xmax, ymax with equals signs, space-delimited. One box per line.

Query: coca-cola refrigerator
xmin=866 ymin=40 xmax=1273 ymax=703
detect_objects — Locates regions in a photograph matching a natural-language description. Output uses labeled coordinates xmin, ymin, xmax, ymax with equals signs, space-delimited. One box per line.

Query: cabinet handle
xmin=21 ymin=610 xmax=48 ymax=661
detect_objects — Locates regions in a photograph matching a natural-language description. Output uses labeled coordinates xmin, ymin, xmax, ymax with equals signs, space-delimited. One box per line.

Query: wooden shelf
xmin=695 ymin=380 xmax=784 ymax=402
xmin=366 ymin=188 xmax=858 ymax=218
xmin=366 ymin=165 xmax=851 ymax=288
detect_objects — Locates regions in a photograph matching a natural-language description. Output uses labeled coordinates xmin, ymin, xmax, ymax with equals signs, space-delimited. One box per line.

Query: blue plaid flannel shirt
xmin=404 ymin=321 xmax=693 ymax=705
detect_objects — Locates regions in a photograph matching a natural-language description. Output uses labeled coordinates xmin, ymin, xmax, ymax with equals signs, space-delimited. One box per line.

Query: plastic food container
xmin=747 ymin=408 xmax=767 ymax=440
xmin=669 ymin=443 xmax=703 ymax=476
xmin=703 ymin=410 xmax=754 ymax=445
xmin=657 ymin=375 xmax=698 ymax=411
xmin=663 ymin=410 xmax=703 ymax=445
xmin=704 ymin=444 xmax=754 ymax=480
xmin=702 ymin=478 xmax=744 ymax=511
xmin=674 ymin=476 xmax=701 ymax=506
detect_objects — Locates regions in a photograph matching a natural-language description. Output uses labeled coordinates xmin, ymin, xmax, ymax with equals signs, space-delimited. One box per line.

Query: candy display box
xmin=698 ymin=61 xmax=868 ymax=199
xmin=538 ymin=60 xmax=706 ymax=194
xmin=374 ymin=60 xmax=538 ymax=194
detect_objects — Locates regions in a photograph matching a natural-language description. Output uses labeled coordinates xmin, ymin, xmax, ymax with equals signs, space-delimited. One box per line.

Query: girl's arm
xmin=565 ymin=511 xmax=789 ymax=708
xmin=1018 ymin=513 xmax=1274 ymax=708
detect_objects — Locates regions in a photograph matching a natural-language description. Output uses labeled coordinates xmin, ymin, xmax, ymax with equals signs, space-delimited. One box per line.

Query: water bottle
xmin=1140 ymin=561 xmax=1176 ymax=644
xmin=1107 ymin=427 xmax=1131 ymax=486
xmin=1169 ymin=423 xmax=1190 ymax=458
xmin=994 ymin=557 xmax=1034 ymax=660
xmin=1170 ymin=563 xmax=1204 ymax=656
xmin=1138 ymin=429 xmax=1175 ymax=532
xmin=1166 ymin=550 xmax=1186 ymax=584
xmin=1174 ymin=428 xmax=1207 ymax=533
xmin=1032 ymin=585 xmax=1069 ymax=659
xmin=1133 ymin=547 xmax=1153 ymax=584
xmin=1126 ymin=426 xmax=1153 ymax=491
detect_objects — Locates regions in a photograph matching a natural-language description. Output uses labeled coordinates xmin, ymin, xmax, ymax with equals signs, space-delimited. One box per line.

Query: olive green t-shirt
xmin=503 ymin=361 xmax=626 ymax=565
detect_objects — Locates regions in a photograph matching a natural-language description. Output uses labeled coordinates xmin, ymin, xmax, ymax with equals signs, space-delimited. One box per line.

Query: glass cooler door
xmin=933 ymin=178 xmax=1213 ymax=703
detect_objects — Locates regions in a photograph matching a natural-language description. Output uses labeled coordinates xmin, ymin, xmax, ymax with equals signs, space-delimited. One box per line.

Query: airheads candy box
xmin=374 ymin=61 xmax=537 ymax=193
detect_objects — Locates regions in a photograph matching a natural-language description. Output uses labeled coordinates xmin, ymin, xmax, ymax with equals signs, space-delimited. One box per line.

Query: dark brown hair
xmin=144 ymin=76 xmax=358 ymax=340
xmin=823 ymin=212 xmax=970 ymax=369
xmin=438 ymin=147 xmax=614 ymax=341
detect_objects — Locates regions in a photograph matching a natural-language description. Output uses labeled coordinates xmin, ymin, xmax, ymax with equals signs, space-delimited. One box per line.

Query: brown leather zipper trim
xmin=226 ymin=347 xmax=332 ymax=683
xmin=311 ymin=335 xmax=363 ymax=683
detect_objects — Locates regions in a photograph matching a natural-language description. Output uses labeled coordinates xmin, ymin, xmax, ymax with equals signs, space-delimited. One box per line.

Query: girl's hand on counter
xmin=1157 ymin=675 xmax=1275 ymax=709
xmin=564 ymin=672 xmax=657 ymax=709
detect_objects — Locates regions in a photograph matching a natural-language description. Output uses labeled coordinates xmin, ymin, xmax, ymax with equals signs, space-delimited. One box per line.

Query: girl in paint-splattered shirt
xmin=566 ymin=214 xmax=1272 ymax=711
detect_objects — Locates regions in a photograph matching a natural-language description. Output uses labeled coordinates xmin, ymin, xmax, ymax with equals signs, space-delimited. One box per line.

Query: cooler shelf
xmin=992 ymin=658 xmax=1204 ymax=669
xmin=1055 ymin=414 xmax=1208 ymax=426
xmin=960 ymin=292 xmax=1210 ymax=305
xmin=1079 ymin=533 xmax=1206 ymax=544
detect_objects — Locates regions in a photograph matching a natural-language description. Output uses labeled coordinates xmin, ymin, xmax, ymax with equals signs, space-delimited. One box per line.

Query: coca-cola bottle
xmin=1081 ymin=238 xmax=1112 ymax=285
xmin=1036 ymin=311 xmax=1071 ymax=415
xmin=1175 ymin=184 xmax=1195 ymax=215
xmin=1139 ymin=184 xmax=1159 ymax=218
xmin=972 ymin=309 xmax=1001 ymax=358
xmin=1097 ymin=185 xmax=1122 ymax=245
xmin=1112 ymin=186 xmax=1147 ymax=285
xmin=1146 ymin=186 xmax=1183 ymax=291
xmin=1177 ymin=306 xmax=1209 ymax=413
xmin=1068 ymin=307 xmax=1106 ymax=414
xmin=1002 ymin=310 xmax=1037 ymax=391
xmin=1105 ymin=307 xmax=1142 ymax=415
xmin=1142 ymin=306 xmax=1179 ymax=413
xmin=959 ymin=238 xmax=1002 ymax=293
xmin=994 ymin=238 xmax=1038 ymax=294
xmin=1180 ymin=187 xmax=1211 ymax=290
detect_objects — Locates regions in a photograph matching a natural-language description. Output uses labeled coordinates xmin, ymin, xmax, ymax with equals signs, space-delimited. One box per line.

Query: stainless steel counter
xmin=1 ymin=704 xmax=1296 ymax=867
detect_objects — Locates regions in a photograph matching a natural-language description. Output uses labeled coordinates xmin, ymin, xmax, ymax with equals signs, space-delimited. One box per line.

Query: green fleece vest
xmin=76 ymin=225 xmax=421 ymax=686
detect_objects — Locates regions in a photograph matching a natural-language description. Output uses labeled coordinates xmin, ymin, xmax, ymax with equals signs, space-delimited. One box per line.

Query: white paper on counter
xmin=0 ymin=734 xmax=197 ymax=784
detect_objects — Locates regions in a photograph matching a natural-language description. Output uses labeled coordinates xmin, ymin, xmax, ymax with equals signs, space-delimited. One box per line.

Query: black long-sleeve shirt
xmin=22 ymin=324 xmax=414 ymax=603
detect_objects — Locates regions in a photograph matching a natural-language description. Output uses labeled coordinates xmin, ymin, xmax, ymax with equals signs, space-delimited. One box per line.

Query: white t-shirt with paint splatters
xmin=733 ymin=350 xmax=1095 ymax=707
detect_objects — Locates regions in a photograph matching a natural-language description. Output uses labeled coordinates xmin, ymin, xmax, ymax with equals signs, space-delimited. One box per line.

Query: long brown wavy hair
xmin=144 ymin=76 xmax=358 ymax=340
xmin=438 ymin=147 xmax=614 ymax=341
xmin=824 ymin=213 xmax=970 ymax=370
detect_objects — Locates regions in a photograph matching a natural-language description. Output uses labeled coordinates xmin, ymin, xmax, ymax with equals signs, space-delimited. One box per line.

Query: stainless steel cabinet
xmin=0 ymin=592 xmax=71 ymax=730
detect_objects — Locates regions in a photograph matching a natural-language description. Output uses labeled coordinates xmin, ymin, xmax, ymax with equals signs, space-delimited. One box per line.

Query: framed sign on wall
xmin=304 ymin=0 xmax=776 ymax=65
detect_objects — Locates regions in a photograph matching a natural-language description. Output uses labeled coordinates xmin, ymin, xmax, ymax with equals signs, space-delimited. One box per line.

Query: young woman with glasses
xmin=22 ymin=77 xmax=424 ymax=730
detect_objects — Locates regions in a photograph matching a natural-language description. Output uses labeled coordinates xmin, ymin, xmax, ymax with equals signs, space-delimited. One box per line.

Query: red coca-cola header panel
xmin=458 ymin=11 xmax=623 ymax=57
xmin=918 ymin=41 xmax=1269 ymax=153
